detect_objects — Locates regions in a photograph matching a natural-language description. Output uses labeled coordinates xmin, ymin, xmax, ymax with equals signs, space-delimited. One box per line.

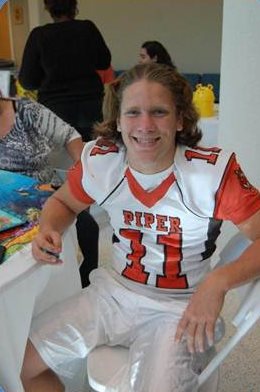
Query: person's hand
xmin=175 ymin=275 xmax=226 ymax=353
xmin=32 ymin=230 xmax=62 ymax=264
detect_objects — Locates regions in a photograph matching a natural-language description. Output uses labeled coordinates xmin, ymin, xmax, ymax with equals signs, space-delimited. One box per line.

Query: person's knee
xmin=20 ymin=340 xmax=49 ymax=383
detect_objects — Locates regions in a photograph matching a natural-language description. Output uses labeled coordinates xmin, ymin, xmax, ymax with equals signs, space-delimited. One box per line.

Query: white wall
xmin=38 ymin=0 xmax=223 ymax=73
xmin=219 ymin=0 xmax=260 ymax=186
xmin=27 ymin=0 xmax=40 ymax=30
xmin=217 ymin=0 xmax=260 ymax=247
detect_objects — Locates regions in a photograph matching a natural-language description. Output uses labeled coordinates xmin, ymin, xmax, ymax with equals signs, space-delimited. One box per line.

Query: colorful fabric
xmin=1 ymin=223 xmax=39 ymax=260
xmin=0 ymin=170 xmax=54 ymax=261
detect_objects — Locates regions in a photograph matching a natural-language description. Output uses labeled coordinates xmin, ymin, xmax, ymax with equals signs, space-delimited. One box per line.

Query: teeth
xmin=135 ymin=137 xmax=157 ymax=143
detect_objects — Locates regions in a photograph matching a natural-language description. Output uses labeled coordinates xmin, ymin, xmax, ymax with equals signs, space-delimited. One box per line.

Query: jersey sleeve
xmin=214 ymin=154 xmax=260 ymax=224
xmin=67 ymin=161 xmax=95 ymax=205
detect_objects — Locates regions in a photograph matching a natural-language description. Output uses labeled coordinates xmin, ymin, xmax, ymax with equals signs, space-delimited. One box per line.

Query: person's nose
xmin=137 ymin=113 xmax=156 ymax=132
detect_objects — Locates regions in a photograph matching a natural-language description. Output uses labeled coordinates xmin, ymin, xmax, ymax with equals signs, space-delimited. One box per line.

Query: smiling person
xmin=21 ymin=63 xmax=260 ymax=392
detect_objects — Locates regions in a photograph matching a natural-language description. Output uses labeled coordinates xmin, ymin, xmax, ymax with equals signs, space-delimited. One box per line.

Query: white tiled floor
xmin=218 ymin=293 xmax=260 ymax=392
xmin=91 ymin=205 xmax=260 ymax=392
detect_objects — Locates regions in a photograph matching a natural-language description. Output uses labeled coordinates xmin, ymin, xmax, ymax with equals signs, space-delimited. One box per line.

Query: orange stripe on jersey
xmin=214 ymin=154 xmax=260 ymax=224
xmin=67 ymin=161 xmax=95 ymax=205
xmin=125 ymin=168 xmax=175 ymax=208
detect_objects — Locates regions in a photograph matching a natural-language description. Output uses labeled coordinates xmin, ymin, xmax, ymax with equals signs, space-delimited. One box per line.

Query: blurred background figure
xmin=0 ymin=93 xmax=98 ymax=288
xmin=139 ymin=40 xmax=177 ymax=69
xmin=18 ymin=0 xmax=111 ymax=142
xmin=18 ymin=0 xmax=111 ymax=284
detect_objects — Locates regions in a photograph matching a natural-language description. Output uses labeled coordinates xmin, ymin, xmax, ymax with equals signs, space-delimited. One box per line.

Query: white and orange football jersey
xmin=68 ymin=138 xmax=260 ymax=294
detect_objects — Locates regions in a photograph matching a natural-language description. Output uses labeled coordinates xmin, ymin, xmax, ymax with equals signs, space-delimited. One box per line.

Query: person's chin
xmin=132 ymin=150 xmax=159 ymax=167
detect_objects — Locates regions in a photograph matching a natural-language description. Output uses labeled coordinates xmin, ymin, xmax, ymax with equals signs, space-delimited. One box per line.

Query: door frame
xmin=0 ymin=2 xmax=14 ymax=60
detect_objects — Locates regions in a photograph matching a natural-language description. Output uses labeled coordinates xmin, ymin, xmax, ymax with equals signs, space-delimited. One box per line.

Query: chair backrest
xmin=48 ymin=150 xmax=71 ymax=186
xmin=198 ymin=232 xmax=260 ymax=387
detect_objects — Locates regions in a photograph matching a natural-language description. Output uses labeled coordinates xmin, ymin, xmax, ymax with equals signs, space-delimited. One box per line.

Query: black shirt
xmin=19 ymin=19 xmax=111 ymax=105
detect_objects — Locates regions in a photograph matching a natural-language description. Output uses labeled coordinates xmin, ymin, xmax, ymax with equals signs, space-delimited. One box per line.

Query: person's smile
xmin=118 ymin=79 xmax=183 ymax=173
xmin=131 ymin=134 xmax=161 ymax=146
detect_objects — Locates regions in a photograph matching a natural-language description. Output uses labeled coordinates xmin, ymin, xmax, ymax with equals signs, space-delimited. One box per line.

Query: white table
xmin=199 ymin=115 xmax=219 ymax=147
xmin=0 ymin=226 xmax=81 ymax=392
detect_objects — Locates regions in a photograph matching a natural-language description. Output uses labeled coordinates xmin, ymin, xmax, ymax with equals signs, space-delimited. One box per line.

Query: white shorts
xmin=30 ymin=267 xmax=215 ymax=392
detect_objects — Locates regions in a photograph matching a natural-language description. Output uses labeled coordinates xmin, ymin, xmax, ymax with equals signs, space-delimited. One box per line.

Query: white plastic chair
xmin=87 ymin=233 xmax=260 ymax=391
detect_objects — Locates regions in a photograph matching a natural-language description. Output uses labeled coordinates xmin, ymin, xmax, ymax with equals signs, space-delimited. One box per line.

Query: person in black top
xmin=19 ymin=0 xmax=111 ymax=142
xmin=19 ymin=0 xmax=111 ymax=287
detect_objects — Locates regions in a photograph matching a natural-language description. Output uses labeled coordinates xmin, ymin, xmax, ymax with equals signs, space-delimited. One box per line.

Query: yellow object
xmin=15 ymin=80 xmax=38 ymax=101
xmin=193 ymin=83 xmax=215 ymax=117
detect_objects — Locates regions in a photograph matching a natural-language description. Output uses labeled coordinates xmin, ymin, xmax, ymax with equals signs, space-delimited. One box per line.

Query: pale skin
xmin=21 ymin=80 xmax=260 ymax=391
xmin=139 ymin=47 xmax=157 ymax=64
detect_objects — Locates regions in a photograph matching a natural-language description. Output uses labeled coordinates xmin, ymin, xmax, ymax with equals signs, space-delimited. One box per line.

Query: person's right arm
xmin=32 ymin=181 xmax=90 ymax=264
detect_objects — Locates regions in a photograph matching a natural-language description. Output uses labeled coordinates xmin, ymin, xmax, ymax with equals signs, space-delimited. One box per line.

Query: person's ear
xmin=117 ymin=120 xmax=122 ymax=132
xmin=152 ymin=55 xmax=158 ymax=63
xmin=176 ymin=115 xmax=183 ymax=132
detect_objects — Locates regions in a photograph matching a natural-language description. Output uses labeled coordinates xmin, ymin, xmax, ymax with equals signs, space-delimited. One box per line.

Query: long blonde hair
xmin=93 ymin=63 xmax=202 ymax=147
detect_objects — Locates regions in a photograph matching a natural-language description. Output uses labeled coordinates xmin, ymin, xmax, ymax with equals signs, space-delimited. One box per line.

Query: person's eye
xmin=152 ymin=109 xmax=168 ymax=117
xmin=125 ymin=109 xmax=140 ymax=117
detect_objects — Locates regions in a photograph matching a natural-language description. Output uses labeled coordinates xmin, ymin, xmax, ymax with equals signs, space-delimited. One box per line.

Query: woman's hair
xmin=94 ymin=63 xmax=202 ymax=148
xmin=44 ymin=0 xmax=78 ymax=19
xmin=142 ymin=41 xmax=176 ymax=69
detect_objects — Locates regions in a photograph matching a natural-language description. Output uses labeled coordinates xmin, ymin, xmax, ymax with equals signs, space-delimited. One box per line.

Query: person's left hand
xmin=175 ymin=275 xmax=226 ymax=353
